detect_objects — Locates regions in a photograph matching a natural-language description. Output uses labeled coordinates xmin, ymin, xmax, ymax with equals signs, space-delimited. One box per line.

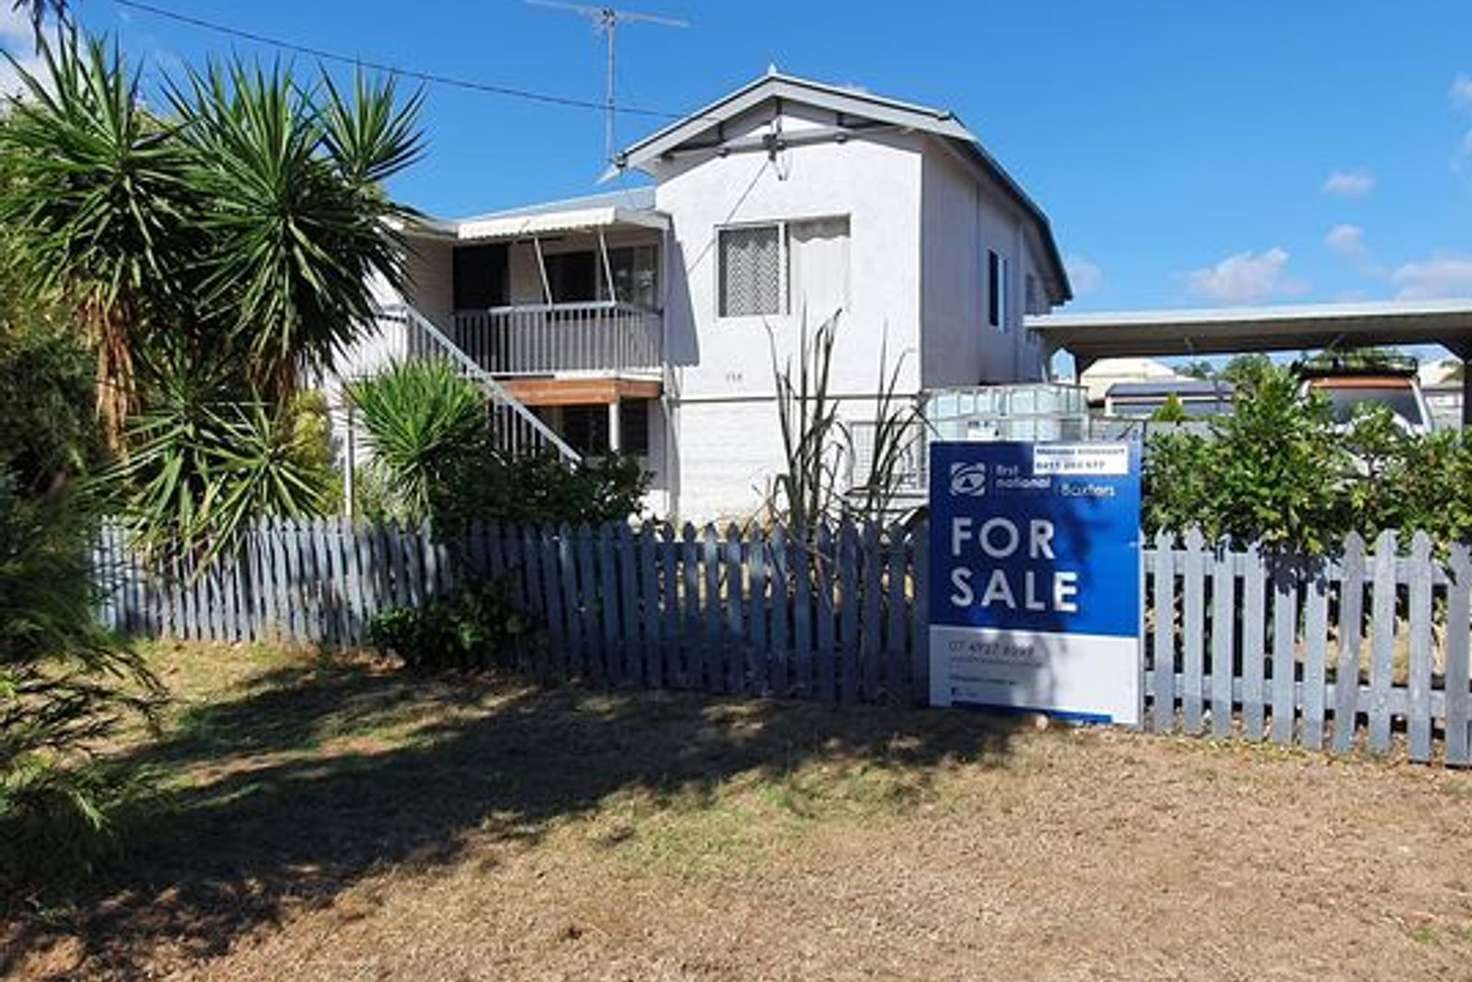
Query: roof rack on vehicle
xmin=1292 ymin=349 xmax=1419 ymax=378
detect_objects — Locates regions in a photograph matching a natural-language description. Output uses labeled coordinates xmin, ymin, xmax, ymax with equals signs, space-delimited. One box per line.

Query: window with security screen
xmin=718 ymin=225 xmax=782 ymax=316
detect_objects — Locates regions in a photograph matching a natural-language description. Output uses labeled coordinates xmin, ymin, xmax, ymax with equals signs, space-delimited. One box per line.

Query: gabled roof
xmin=607 ymin=70 xmax=1071 ymax=301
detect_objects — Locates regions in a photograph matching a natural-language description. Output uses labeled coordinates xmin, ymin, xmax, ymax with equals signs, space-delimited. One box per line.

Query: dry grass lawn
xmin=6 ymin=642 xmax=1472 ymax=981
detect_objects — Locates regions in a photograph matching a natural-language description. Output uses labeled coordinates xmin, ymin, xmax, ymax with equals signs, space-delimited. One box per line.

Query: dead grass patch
xmin=5 ymin=643 xmax=1472 ymax=981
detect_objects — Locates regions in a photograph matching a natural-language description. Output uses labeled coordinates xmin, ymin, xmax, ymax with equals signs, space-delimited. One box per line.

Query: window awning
xmin=456 ymin=205 xmax=669 ymax=242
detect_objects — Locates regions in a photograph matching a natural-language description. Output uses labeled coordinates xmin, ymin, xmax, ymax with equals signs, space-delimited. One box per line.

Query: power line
xmin=111 ymin=0 xmax=690 ymax=121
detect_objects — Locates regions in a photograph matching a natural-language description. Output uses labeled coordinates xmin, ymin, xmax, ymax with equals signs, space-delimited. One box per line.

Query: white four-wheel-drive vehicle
xmin=1295 ymin=352 xmax=1435 ymax=435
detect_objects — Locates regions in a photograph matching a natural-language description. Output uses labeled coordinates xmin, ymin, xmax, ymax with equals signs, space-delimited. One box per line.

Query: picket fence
xmin=90 ymin=519 xmax=1472 ymax=766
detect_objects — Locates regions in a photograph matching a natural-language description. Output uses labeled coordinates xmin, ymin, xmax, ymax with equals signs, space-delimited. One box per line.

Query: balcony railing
xmin=452 ymin=301 xmax=662 ymax=375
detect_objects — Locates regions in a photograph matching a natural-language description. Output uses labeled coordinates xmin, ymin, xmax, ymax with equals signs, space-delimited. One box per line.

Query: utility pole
xmin=526 ymin=1 xmax=689 ymax=164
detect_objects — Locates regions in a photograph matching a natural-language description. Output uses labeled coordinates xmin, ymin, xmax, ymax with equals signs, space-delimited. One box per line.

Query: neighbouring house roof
xmin=605 ymin=69 xmax=1072 ymax=303
xmin=1078 ymin=356 xmax=1183 ymax=403
xmin=1107 ymin=379 xmax=1235 ymax=399
xmin=404 ymin=187 xmax=668 ymax=242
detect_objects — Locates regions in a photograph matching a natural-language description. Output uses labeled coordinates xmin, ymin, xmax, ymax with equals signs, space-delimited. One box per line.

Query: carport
xmin=1028 ymin=298 xmax=1472 ymax=426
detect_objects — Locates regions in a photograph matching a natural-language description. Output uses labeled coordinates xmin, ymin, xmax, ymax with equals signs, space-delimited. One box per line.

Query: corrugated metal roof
xmin=454 ymin=186 xmax=657 ymax=224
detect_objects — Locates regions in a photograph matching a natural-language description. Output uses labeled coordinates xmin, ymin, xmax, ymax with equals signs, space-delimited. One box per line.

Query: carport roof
xmin=1029 ymin=298 xmax=1472 ymax=366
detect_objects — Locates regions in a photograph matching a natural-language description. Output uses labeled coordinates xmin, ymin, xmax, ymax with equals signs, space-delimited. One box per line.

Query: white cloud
xmin=1324 ymin=223 xmax=1366 ymax=258
xmin=1452 ymin=73 xmax=1472 ymax=109
xmin=1392 ymin=255 xmax=1472 ymax=300
xmin=0 ymin=7 xmax=43 ymax=99
xmin=1186 ymin=247 xmax=1305 ymax=304
xmin=1064 ymin=255 xmax=1102 ymax=295
xmin=1322 ymin=169 xmax=1375 ymax=197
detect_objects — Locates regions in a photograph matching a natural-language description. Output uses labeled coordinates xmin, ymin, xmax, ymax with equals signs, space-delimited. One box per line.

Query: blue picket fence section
xmin=90 ymin=520 xmax=1472 ymax=765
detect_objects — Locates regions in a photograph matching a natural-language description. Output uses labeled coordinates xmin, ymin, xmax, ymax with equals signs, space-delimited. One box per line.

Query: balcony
xmin=451 ymin=301 xmax=663 ymax=376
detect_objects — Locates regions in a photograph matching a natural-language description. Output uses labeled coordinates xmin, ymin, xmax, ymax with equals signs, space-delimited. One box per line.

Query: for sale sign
xmin=928 ymin=441 xmax=1143 ymax=725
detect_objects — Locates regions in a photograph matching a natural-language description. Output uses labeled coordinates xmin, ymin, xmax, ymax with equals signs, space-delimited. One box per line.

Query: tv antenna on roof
xmin=526 ymin=1 xmax=689 ymax=165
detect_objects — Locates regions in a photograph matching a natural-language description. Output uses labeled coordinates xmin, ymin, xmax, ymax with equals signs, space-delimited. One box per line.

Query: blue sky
xmin=6 ymin=0 xmax=1472 ymax=316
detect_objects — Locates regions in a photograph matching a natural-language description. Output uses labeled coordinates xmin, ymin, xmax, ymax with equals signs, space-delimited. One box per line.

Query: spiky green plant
xmin=350 ymin=360 xmax=490 ymax=525
xmin=107 ymin=361 xmax=327 ymax=564
xmin=767 ymin=311 xmax=924 ymax=531
xmin=168 ymin=60 xmax=424 ymax=396
xmin=0 ymin=31 xmax=201 ymax=438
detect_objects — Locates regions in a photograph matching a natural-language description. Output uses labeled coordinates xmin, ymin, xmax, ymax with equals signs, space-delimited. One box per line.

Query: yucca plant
xmin=2 ymin=29 xmax=425 ymax=563
xmin=0 ymin=31 xmax=202 ymax=441
xmin=106 ymin=358 xmax=328 ymax=565
xmin=350 ymin=360 xmax=490 ymax=525
xmin=169 ymin=60 xmax=424 ymax=397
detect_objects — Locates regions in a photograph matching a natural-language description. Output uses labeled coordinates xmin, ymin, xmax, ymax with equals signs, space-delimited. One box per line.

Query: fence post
xmin=1368 ymin=530 xmax=1397 ymax=754
xmin=1182 ymin=527 xmax=1206 ymax=734
xmin=838 ymin=519 xmax=860 ymax=705
xmin=1333 ymin=533 xmax=1367 ymax=754
xmin=1447 ymin=544 xmax=1471 ymax=766
xmin=723 ymin=524 xmax=745 ymax=694
xmin=794 ymin=526 xmax=814 ymax=699
xmin=885 ymin=526 xmax=907 ymax=702
xmin=860 ymin=522 xmax=883 ymax=702
xmin=748 ymin=525 xmax=769 ymax=696
xmin=659 ymin=523 xmax=679 ymax=687
xmin=769 ymin=525 xmax=790 ymax=698
xmin=1209 ymin=538 xmax=1236 ymax=739
xmin=1407 ymin=531 xmax=1434 ymax=763
xmin=815 ymin=524 xmax=837 ymax=704
xmin=540 ymin=525 xmax=567 ymax=680
xmin=617 ymin=522 xmax=639 ymax=683
xmin=1152 ymin=529 xmax=1176 ymax=733
xmin=1242 ymin=542 xmax=1267 ymax=740
xmin=1269 ymin=555 xmax=1299 ymax=746
xmin=681 ymin=523 xmax=700 ymax=690
xmin=702 ymin=524 xmax=722 ymax=694
xmin=910 ymin=524 xmax=929 ymax=707
xmin=1302 ymin=558 xmax=1330 ymax=750
xmin=640 ymin=522 xmax=661 ymax=688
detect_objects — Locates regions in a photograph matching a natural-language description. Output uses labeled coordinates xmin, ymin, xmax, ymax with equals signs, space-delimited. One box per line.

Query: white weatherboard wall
xmin=920 ymin=148 xmax=1051 ymax=388
xmin=653 ymin=103 xmax=927 ymax=519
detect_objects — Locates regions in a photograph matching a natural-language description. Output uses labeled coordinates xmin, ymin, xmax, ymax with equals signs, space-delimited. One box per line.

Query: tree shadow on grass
xmin=4 ymin=661 xmax=1025 ymax=979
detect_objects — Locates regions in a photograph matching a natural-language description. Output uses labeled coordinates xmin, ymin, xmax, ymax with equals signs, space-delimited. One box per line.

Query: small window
xmin=987 ymin=250 xmax=1009 ymax=331
xmin=619 ymin=399 xmax=651 ymax=456
xmin=603 ymin=245 xmax=660 ymax=310
xmin=719 ymin=225 xmax=783 ymax=317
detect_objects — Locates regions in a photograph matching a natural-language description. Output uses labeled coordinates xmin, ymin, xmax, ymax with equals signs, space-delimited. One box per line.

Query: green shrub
xmin=366 ymin=578 xmax=535 ymax=670
xmin=1150 ymin=393 xmax=1190 ymax=423
xmin=1145 ymin=362 xmax=1346 ymax=553
xmin=0 ymin=473 xmax=161 ymax=901
xmin=350 ymin=360 xmax=651 ymax=534
xmin=431 ymin=452 xmax=650 ymax=537
xmin=0 ymin=315 xmax=104 ymax=496
xmin=1145 ymin=362 xmax=1472 ymax=553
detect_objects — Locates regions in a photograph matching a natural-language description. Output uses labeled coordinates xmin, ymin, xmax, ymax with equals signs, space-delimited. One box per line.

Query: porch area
xmin=436 ymin=191 xmax=669 ymax=377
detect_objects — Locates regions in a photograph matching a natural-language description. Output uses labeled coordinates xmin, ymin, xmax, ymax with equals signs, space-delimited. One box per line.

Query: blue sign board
xmin=928 ymin=442 xmax=1143 ymax=724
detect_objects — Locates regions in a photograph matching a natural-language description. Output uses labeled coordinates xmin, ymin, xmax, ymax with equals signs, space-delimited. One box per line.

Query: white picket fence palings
xmin=91 ymin=520 xmax=1472 ymax=767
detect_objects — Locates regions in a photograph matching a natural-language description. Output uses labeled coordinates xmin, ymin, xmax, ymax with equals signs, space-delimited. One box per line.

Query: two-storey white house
xmin=350 ymin=70 xmax=1071 ymax=520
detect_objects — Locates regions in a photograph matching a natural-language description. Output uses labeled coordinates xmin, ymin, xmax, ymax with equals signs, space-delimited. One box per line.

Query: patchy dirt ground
xmin=6 ymin=643 xmax=1472 ymax=981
